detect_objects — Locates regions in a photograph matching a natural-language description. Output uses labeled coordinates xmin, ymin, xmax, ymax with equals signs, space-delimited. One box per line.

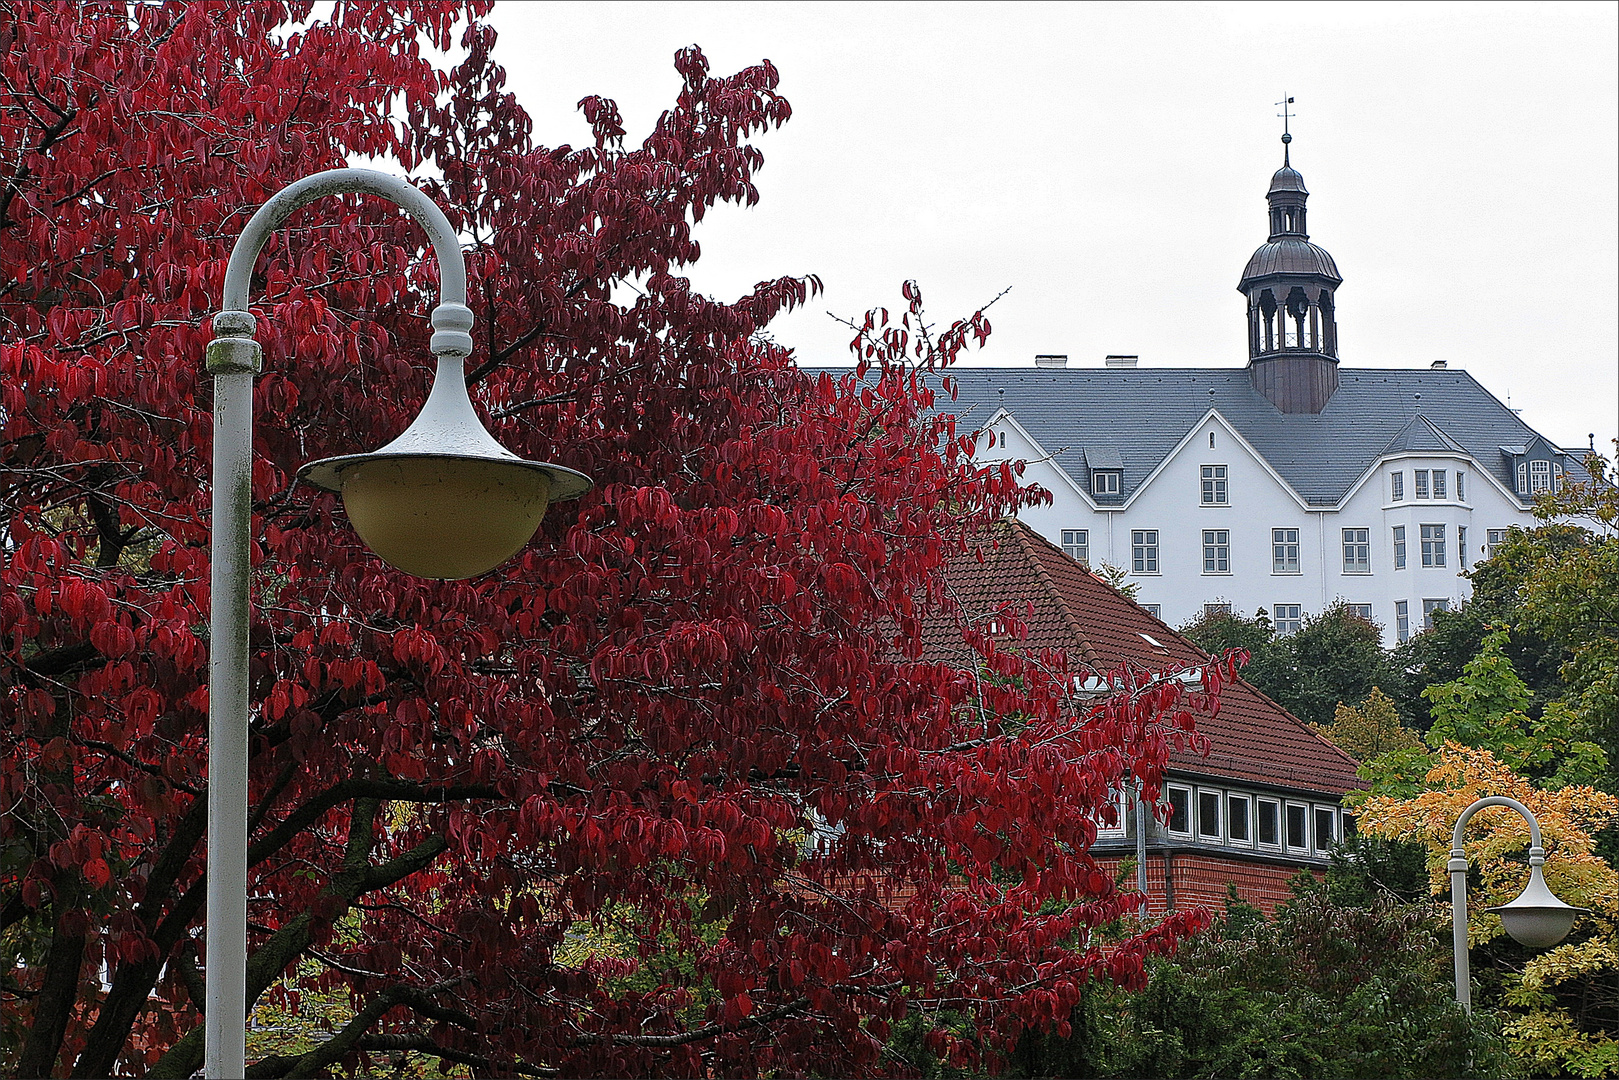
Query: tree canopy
xmin=1 ymin=4 xmax=1219 ymax=1076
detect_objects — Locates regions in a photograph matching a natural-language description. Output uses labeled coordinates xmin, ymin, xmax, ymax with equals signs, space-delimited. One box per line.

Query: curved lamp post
xmin=204 ymin=168 xmax=589 ymax=1077
xmin=1449 ymin=795 xmax=1589 ymax=1013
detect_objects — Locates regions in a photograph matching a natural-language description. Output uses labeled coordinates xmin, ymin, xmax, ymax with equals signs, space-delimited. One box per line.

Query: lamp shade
xmin=1484 ymin=865 xmax=1589 ymax=949
xmin=298 ymin=356 xmax=590 ymax=579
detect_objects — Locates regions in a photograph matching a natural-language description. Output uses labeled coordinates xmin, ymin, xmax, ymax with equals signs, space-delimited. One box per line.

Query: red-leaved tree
xmin=2 ymin=4 xmax=1219 ymax=1076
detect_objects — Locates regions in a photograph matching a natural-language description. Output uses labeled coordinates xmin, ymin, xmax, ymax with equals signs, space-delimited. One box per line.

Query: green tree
xmin=1182 ymin=603 xmax=1405 ymax=729
xmin=1424 ymin=629 xmax=1608 ymax=790
xmin=1003 ymin=882 xmax=1514 ymax=1079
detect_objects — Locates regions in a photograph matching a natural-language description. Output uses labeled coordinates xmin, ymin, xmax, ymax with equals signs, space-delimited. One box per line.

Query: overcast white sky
xmin=484 ymin=1 xmax=1618 ymax=452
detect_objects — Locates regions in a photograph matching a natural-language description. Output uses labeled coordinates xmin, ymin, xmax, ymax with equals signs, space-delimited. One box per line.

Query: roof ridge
xmin=1002 ymin=520 xmax=1104 ymax=670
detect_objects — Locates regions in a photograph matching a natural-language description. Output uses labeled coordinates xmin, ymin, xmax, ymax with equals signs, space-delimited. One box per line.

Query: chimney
xmin=1034 ymin=354 xmax=1068 ymax=369
xmin=1104 ymin=355 xmax=1139 ymax=369
xmin=1430 ymin=360 xmax=1448 ymax=369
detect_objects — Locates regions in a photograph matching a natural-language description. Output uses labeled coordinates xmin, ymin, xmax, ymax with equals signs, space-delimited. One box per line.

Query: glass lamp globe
xmin=298 ymin=357 xmax=590 ymax=580
xmin=1484 ymin=864 xmax=1589 ymax=949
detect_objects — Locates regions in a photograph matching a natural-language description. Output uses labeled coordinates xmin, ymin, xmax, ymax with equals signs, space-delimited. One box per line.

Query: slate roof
xmin=1380 ymin=413 xmax=1468 ymax=455
xmin=917 ymin=366 xmax=1588 ymax=506
xmin=931 ymin=520 xmax=1361 ymax=798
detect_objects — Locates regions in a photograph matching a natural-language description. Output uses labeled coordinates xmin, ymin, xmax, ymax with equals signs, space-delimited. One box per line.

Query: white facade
xmin=979 ymin=408 xmax=1543 ymax=647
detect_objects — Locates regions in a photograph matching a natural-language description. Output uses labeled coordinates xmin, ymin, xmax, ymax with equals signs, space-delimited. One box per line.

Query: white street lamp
xmin=203 ymin=168 xmax=589 ymax=1078
xmin=1448 ymin=795 xmax=1588 ymax=1013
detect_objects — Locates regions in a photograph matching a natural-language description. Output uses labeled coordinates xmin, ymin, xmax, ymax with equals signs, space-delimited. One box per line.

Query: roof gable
xmin=934 ymin=520 xmax=1361 ymax=797
xmin=1380 ymin=413 xmax=1469 ymax=456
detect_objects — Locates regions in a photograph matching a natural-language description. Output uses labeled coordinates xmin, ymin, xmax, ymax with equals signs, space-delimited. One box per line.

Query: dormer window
xmin=1092 ymin=470 xmax=1120 ymax=495
xmin=1530 ymin=459 xmax=1552 ymax=493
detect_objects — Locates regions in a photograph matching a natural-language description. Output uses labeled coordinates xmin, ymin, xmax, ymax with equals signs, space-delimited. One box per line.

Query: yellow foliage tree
xmin=1312 ymin=686 xmax=1423 ymax=762
xmin=1357 ymin=743 xmax=1619 ymax=1077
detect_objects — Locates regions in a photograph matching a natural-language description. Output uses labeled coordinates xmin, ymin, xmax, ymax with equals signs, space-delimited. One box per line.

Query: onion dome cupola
xmin=1238 ymin=114 xmax=1343 ymax=414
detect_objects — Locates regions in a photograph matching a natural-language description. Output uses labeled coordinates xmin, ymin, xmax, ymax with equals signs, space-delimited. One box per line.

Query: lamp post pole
xmin=1448 ymin=795 xmax=1587 ymax=1014
xmin=203 ymin=170 xmax=490 ymax=1079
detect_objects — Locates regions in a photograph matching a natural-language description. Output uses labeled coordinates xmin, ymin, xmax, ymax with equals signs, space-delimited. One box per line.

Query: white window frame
xmin=1274 ymin=604 xmax=1302 ymax=635
xmin=1093 ymin=470 xmax=1120 ymax=495
xmin=1061 ymin=528 xmax=1089 ymax=564
xmin=1196 ymin=788 xmax=1223 ymax=843
xmin=1141 ymin=603 xmax=1162 ymax=619
xmin=1256 ymin=797 xmax=1282 ymax=850
xmin=1132 ymin=530 xmax=1159 ymax=574
xmin=1095 ymin=789 xmax=1130 ymax=838
xmin=1421 ymin=523 xmax=1446 ymax=568
xmin=1272 ymin=527 xmax=1300 ymax=574
xmin=1202 ymin=529 xmax=1230 ymax=574
xmin=1486 ymin=528 xmax=1508 ymax=559
xmin=1457 ymin=525 xmax=1468 ymax=570
xmin=1390 ymin=471 xmax=1404 ymax=501
xmin=1342 ymin=527 xmax=1370 ymax=573
xmin=1165 ymin=784 xmax=1192 ymax=837
xmin=1347 ymin=603 xmax=1373 ymax=621
xmin=1393 ymin=525 xmax=1407 ymax=570
xmin=1415 ymin=469 xmax=1430 ymax=499
xmin=1456 ymin=471 xmax=1466 ymax=501
xmin=1395 ymin=599 xmax=1410 ymax=643
xmin=1530 ymin=459 xmax=1552 ymax=493
xmin=1225 ymin=793 xmax=1253 ymax=847
xmin=1204 ymin=602 xmax=1232 ymax=618
xmin=1313 ymin=805 xmax=1338 ymax=854
xmin=1284 ymin=801 xmax=1311 ymax=854
xmin=1200 ymin=464 xmax=1228 ymax=506
xmin=1432 ymin=469 xmax=1447 ymax=499
xmin=1517 ymin=461 xmax=1529 ymax=495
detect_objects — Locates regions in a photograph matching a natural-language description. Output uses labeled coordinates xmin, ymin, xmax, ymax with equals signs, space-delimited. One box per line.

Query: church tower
xmin=1238 ymin=118 xmax=1343 ymax=413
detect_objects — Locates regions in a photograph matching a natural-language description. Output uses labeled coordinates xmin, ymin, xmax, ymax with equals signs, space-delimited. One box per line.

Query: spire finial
xmin=1277 ymin=95 xmax=1295 ymax=165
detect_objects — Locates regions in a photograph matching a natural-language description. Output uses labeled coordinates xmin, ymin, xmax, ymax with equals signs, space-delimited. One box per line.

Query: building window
xmin=1424 ymin=598 xmax=1449 ymax=631
xmin=1517 ymin=461 xmax=1529 ymax=495
xmin=1391 ymin=471 xmax=1404 ymax=501
xmin=1062 ymin=529 xmax=1089 ymax=564
xmin=1314 ymin=807 xmax=1337 ymax=852
xmin=1487 ymin=528 xmax=1508 ymax=559
xmin=1202 ymin=530 xmax=1230 ymax=573
xmin=1226 ymin=794 xmax=1251 ymax=844
xmin=1342 ymin=528 xmax=1369 ymax=573
xmin=1093 ymin=470 xmax=1120 ymax=495
xmin=1257 ymin=798 xmax=1280 ymax=848
xmin=1456 ymin=471 xmax=1466 ymax=501
xmin=1285 ymin=803 xmax=1310 ymax=851
xmin=1530 ymin=459 xmax=1552 ymax=493
xmin=1204 ymin=602 xmax=1231 ymax=618
xmin=1201 ymin=465 xmax=1228 ymax=505
xmin=1197 ymin=790 xmax=1222 ymax=841
xmin=1348 ymin=603 xmax=1373 ymax=621
xmin=1273 ymin=604 xmax=1302 ymax=635
xmin=1395 ymin=600 xmax=1410 ymax=643
xmin=1553 ymin=461 xmax=1565 ymax=492
xmin=1421 ymin=524 xmax=1446 ymax=567
xmin=1273 ymin=528 xmax=1300 ymax=573
xmin=1457 ymin=525 xmax=1468 ymax=570
xmin=1393 ymin=525 xmax=1407 ymax=570
xmin=1432 ymin=470 xmax=1447 ymax=499
xmin=1414 ymin=470 xmax=1430 ymax=499
xmin=1166 ymin=785 xmax=1191 ymax=836
xmin=1132 ymin=530 xmax=1159 ymax=574
xmin=1141 ymin=603 xmax=1162 ymax=619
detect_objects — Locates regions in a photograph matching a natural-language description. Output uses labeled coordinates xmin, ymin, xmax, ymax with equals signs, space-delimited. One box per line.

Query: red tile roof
xmin=930 ymin=520 xmax=1359 ymax=798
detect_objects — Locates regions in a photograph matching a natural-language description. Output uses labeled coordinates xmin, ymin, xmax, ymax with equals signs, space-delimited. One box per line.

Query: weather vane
xmin=1276 ymin=95 xmax=1296 ymax=163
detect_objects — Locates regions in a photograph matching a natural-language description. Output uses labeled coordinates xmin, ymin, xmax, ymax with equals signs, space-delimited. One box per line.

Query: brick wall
xmin=1096 ymin=851 xmax=1322 ymax=918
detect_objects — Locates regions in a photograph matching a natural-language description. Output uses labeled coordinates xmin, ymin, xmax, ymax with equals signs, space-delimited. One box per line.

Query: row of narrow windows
xmin=1138 ymin=599 xmax=1450 ymax=644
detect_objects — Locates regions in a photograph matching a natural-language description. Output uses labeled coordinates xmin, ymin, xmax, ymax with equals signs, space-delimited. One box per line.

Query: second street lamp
xmin=1448 ymin=795 xmax=1589 ymax=1013
xmin=204 ymin=167 xmax=589 ymax=1078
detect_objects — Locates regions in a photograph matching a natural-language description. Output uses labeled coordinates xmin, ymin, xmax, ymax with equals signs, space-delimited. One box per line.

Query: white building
xmin=938 ymin=140 xmax=1591 ymax=647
